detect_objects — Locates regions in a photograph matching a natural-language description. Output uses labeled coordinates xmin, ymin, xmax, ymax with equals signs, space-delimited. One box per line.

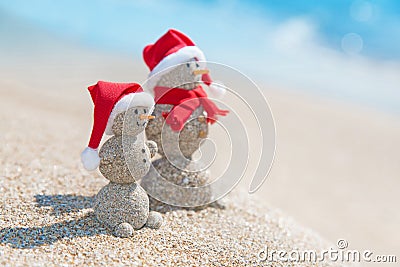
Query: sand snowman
xmin=81 ymin=81 xmax=162 ymax=237
xmin=141 ymin=29 xmax=228 ymax=208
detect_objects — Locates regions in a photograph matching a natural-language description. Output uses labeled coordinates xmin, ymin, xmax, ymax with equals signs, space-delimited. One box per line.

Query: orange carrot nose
xmin=140 ymin=114 xmax=155 ymax=120
xmin=193 ymin=69 xmax=209 ymax=75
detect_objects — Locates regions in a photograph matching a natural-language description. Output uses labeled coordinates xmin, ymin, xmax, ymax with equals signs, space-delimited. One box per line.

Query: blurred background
xmin=1 ymin=0 xmax=399 ymax=263
xmin=2 ymin=0 xmax=400 ymax=113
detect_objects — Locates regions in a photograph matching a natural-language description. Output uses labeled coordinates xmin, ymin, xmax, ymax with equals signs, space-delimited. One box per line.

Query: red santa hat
xmin=143 ymin=29 xmax=226 ymax=98
xmin=81 ymin=81 xmax=154 ymax=171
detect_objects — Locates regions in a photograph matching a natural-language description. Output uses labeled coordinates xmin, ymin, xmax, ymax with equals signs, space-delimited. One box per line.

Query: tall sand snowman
xmin=81 ymin=81 xmax=162 ymax=237
xmin=141 ymin=29 xmax=228 ymax=208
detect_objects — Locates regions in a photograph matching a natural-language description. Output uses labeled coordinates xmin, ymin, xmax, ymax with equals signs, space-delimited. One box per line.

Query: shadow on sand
xmin=0 ymin=193 xmax=223 ymax=249
xmin=0 ymin=194 xmax=108 ymax=249
xmin=34 ymin=194 xmax=94 ymax=216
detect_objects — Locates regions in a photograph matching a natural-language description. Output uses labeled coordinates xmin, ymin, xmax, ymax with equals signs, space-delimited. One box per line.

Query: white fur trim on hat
xmin=208 ymin=81 xmax=226 ymax=99
xmin=145 ymin=46 xmax=206 ymax=91
xmin=105 ymin=92 xmax=155 ymax=135
xmin=81 ymin=147 xmax=100 ymax=171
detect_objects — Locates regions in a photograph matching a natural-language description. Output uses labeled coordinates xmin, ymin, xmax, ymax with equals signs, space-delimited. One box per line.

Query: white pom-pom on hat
xmin=208 ymin=81 xmax=226 ymax=99
xmin=81 ymin=147 xmax=100 ymax=171
xmin=201 ymin=73 xmax=226 ymax=99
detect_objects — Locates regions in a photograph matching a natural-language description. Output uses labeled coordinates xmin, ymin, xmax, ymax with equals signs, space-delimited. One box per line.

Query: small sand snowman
xmin=141 ymin=29 xmax=228 ymax=208
xmin=81 ymin=81 xmax=162 ymax=237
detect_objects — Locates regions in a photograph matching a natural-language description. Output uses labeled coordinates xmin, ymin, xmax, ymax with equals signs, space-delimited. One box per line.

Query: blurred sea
xmin=1 ymin=1 xmax=399 ymax=115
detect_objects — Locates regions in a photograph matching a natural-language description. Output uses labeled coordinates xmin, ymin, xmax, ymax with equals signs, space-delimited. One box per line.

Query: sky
xmin=1 ymin=0 xmax=399 ymax=113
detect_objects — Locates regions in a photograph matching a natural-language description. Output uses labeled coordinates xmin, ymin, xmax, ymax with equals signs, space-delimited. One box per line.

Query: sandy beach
xmin=1 ymin=25 xmax=399 ymax=266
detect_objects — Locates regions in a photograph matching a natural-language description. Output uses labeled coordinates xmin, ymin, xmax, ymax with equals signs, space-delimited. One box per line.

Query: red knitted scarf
xmin=154 ymin=85 xmax=229 ymax=131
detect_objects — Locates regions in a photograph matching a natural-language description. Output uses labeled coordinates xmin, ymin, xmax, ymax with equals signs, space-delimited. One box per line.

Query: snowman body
xmin=99 ymin=134 xmax=151 ymax=184
xmin=146 ymin=103 xmax=208 ymax=158
xmin=143 ymin=61 xmax=213 ymax=208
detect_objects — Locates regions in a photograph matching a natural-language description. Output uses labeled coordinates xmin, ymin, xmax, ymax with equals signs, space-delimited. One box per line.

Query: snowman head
xmin=111 ymin=105 xmax=155 ymax=137
xmin=156 ymin=58 xmax=208 ymax=89
xmin=105 ymin=92 xmax=155 ymax=136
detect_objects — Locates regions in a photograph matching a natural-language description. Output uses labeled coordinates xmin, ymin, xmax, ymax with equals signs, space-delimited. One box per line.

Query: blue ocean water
xmin=1 ymin=0 xmax=399 ymax=114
